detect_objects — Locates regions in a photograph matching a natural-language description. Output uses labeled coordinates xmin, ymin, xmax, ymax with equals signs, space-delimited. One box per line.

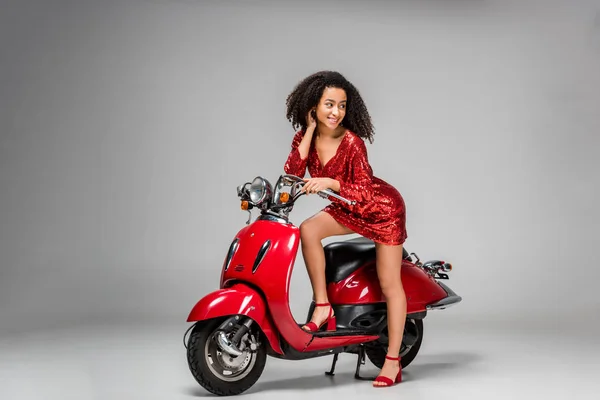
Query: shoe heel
xmin=325 ymin=316 xmax=337 ymax=331
xmin=395 ymin=370 xmax=402 ymax=383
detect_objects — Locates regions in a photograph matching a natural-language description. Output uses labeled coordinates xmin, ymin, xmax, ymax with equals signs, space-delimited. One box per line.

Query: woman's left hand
xmin=302 ymin=178 xmax=335 ymax=194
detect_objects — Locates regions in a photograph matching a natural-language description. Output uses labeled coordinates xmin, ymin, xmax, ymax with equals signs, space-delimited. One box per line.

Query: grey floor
xmin=1 ymin=315 xmax=598 ymax=400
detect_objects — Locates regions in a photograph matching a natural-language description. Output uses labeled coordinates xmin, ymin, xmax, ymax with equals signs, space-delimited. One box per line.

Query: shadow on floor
xmin=402 ymin=351 xmax=483 ymax=380
xmin=185 ymin=351 xmax=483 ymax=396
xmin=185 ymin=371 xmax=357 ymax=397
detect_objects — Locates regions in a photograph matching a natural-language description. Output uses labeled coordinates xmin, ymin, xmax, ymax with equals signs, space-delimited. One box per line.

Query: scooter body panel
xmin=218 ymin=219 xmax=385 ymax=352
xmin=186 ymin=283 xmax=283 ymax=354
xmin=327 ymin=259 xmax=448 ymax=313
xmin=219 ymin=219 xmax=318 ymax=351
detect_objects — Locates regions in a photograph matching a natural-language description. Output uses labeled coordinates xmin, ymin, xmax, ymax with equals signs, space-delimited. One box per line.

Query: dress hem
xmin=323 ymin=208 xmax=407 ymax=246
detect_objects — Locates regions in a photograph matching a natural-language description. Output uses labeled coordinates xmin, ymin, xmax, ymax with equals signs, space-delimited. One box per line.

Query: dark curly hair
xmin=285 ymin=70 xmax=375 ymax=143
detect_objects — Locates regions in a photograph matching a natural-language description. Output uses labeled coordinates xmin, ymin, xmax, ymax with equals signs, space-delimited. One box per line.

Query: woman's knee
xmin=300 ymin=218 xmax=322 ymax=243
xmin=380 ymin=280 xmax=404 ymax=299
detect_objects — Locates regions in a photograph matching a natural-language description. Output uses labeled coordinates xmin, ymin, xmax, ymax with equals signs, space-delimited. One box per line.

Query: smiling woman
xmin=283 ymin=70 xmax=409 ymax=387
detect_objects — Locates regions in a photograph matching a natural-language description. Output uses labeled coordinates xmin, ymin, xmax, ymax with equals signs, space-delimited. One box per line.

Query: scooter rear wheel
xmin=187 ymin=317 xmax=267 ymax=396
xmin=366 ymin=318 xmax=423 ymax=369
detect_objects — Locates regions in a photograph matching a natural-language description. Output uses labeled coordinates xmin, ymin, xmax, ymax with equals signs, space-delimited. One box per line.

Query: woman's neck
xmin=316 ymin=124 xmax=345 ymax=139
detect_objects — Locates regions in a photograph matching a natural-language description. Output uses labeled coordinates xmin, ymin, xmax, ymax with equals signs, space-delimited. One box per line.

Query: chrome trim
xmin=237 ymin=182 xmax=250 ymax=198
xmin=252 ymin=240 xmax=271 ymax=273
xmin=422 ymin=260 xmax=452 ymax=279
xmin=273 ymin=176 xmax=286 ymax=206
xmin=223 ymin=238 xmax=240 ymax=272
xmin=317 ymin=189 xmax=356 ymax=205
xmin=257 ymin=213 xmax=288 ymax=224
xmin=426 ymin=281 xmax=462 ymax=310
xmin=440 ymin=262 xmax=452 ymax=272
xmin=249 ymin=176 xmax=273 ymax=206
xmin=216 ymin=330 xmax=243 ymax=356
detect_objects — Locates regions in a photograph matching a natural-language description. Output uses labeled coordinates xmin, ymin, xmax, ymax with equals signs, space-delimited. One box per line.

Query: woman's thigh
xmin=300 ymin=211 xmax=355 ymax=241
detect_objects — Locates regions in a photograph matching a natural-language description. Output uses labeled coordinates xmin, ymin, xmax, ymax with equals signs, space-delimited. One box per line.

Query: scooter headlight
xmin=249 ymin=176 xmax=272 ymax=205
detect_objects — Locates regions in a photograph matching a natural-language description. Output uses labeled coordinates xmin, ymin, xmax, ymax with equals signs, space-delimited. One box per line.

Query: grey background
xmin=1 ymin=0 xmax=599 ymax=338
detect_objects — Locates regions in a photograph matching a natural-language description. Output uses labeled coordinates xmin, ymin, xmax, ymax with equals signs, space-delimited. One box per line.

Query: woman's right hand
xmin=306 ymin=109 xmax=317 ymax=131
xmin=295 ymin=109 xmax=317 ymax=159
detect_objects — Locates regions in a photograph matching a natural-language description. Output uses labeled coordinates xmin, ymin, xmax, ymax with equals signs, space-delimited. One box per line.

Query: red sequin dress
xmin=284 ymin=130 xmax=407 ymax=246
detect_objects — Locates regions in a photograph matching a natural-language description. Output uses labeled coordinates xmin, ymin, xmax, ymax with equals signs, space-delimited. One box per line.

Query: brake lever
xmin=290 ymin=179 xmax=355 ymax=205
xmin=318 ymin=189 xmax=356 ymax=205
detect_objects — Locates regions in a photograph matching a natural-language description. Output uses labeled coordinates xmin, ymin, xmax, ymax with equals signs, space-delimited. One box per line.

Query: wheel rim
xmin=400 ymin=342 xmax=412 ymax=357
xmin=204 ymin=330 xmax=257 ymax=382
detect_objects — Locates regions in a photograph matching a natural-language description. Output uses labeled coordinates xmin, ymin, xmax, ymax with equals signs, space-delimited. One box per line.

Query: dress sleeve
xmin=283 ymin=130 xmax=308 ymax=178
xmin=337 ymin=138 xmax=374 ymax=204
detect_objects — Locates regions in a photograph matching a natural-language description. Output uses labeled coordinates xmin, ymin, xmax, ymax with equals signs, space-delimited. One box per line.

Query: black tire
xmin=365 ymin=318 xmax=423 ymax=369
xmin=186 ymin=318 xmax=267 ymax=396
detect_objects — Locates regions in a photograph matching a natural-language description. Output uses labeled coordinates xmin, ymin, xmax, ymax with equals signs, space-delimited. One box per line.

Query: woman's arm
xmin=302 ymin=138 xmax=374 ymax=205
xmin=284 ymin=111 xmax=316 ymax=177
xmin=284 ymin=130 xmax=310 ymax=177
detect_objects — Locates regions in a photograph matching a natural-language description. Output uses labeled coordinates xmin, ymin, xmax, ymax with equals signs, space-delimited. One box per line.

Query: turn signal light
xmin=279 ymin=192 xmax=290 ymax=203
xmin=241 ymin=200 xmax=249 ymax=210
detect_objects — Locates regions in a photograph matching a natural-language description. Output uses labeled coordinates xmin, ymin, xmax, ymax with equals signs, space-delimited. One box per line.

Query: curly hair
xmin=285 ymin=70 xmax=375 ymax=143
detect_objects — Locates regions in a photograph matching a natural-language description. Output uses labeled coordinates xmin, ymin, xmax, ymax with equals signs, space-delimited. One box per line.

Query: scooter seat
xmin=324 ymin=237 xmax=410 ymax=283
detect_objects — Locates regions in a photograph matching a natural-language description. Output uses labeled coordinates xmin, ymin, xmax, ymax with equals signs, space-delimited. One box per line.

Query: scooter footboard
xmin=186 ymin=283 xmax=282 ymax=354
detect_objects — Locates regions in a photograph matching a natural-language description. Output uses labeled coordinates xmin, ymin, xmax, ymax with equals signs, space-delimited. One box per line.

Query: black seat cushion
xmin=324 ymin=237 xmax=411 ymax=283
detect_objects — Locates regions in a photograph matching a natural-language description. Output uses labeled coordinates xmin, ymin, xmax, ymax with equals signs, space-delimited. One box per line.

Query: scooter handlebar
xmin=281 ymin=174 xmax=356 ymax=206
xmin=317 ymin=189 xmax=356 ymax=205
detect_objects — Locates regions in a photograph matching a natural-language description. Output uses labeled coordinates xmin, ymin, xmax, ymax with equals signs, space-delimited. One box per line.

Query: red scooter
xmin=184 ymin=174 xmax=461 ymax=396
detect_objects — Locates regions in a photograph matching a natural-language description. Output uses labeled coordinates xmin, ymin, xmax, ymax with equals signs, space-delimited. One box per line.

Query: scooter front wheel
xmin=186 ymin=317 xmax=267 ymax=396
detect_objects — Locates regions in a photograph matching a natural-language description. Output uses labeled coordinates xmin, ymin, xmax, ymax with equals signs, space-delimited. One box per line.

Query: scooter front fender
xmin=187 ymin=283 xmax=283 ymax=354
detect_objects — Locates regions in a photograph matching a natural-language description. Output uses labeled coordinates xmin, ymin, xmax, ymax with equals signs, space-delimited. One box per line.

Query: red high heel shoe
xmin=373 ymin=355 xmax=402 ymax=387
xmin=302 ymin=303 xmax=336 ymax=332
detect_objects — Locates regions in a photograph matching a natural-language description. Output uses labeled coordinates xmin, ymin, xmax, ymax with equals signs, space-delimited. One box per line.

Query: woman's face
xmin=315 ymin=87 xmax=347 ymax=130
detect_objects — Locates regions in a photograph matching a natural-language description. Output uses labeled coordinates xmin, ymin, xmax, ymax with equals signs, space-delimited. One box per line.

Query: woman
xmin=283 ymin=70 xmax=408 ymax=387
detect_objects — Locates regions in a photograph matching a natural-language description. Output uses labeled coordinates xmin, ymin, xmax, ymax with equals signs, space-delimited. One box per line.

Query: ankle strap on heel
xmin=385 ymin=355 xmax=400 ymax=361
xmin=314 ymin=302 xmax=331 ymax=307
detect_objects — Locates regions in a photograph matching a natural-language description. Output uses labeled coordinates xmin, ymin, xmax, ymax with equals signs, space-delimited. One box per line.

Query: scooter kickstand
xmin=325 ymin=353 xmax=339 ymax=376
xmin=354 ymin=346 xmax=373 ymax=381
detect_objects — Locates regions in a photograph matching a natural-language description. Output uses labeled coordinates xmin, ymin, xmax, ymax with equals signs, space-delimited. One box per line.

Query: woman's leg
xmin=299 ymin=211 xmax=354 ymax=330
xmin=373 ymin=242 xmax=407 ymax=386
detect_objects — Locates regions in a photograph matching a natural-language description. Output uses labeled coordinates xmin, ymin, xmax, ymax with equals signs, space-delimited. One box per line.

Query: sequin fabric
xmin=284 ymin=130 xmax=407 ymax=245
